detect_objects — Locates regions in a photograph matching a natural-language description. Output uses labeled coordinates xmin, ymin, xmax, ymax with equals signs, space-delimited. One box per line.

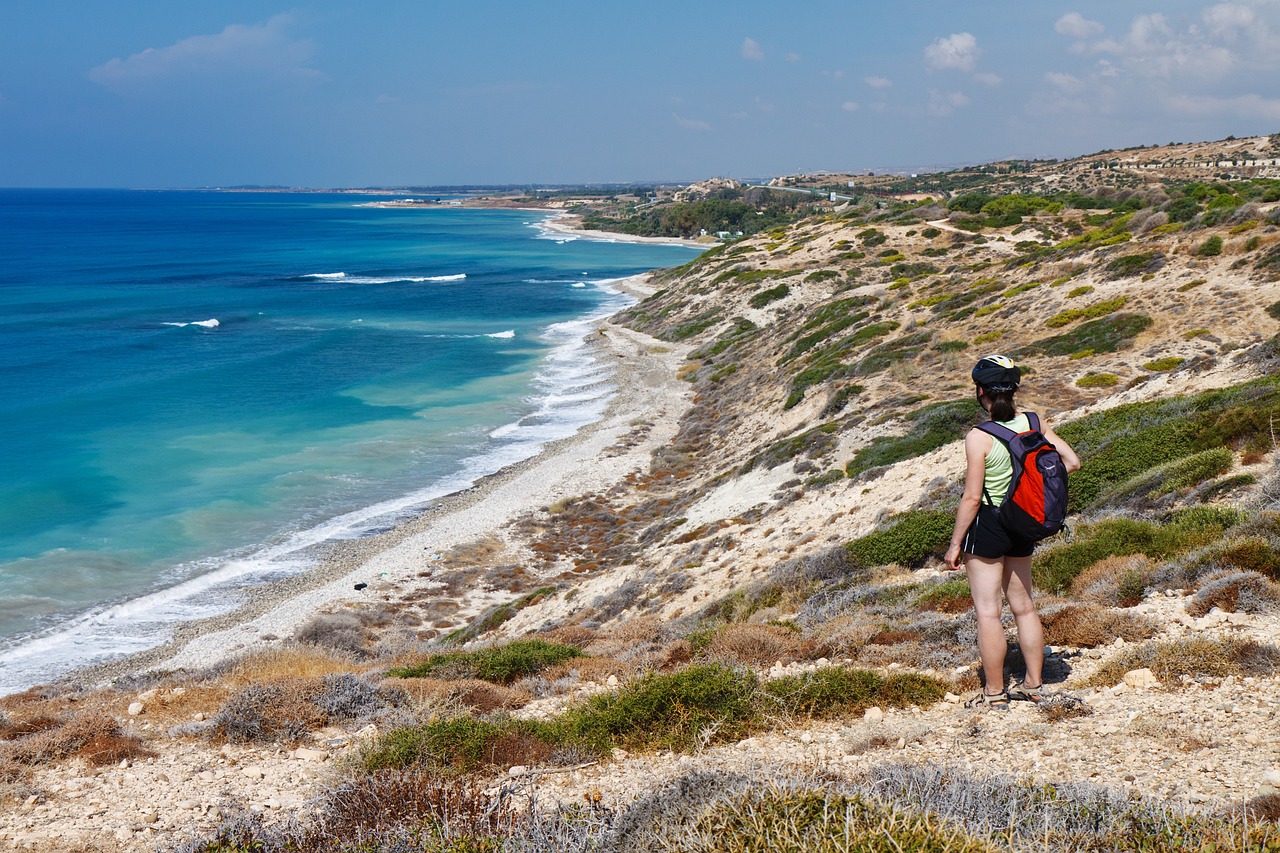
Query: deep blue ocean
xmin=0 ymin=190 xmax=699 ymax=693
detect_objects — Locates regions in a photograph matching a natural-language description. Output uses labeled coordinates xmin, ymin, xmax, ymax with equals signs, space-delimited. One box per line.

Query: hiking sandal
xmin=964 ymin=689 xmax=1010 ymax=711
xmin=1008 ymin=680 xmax=1045 ymax=703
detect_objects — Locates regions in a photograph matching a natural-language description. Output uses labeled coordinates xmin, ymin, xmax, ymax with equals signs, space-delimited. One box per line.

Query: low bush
xmin=704 ymin=624 xmax=805 ymax=667
xmin=1142 ymin=356 xmax=1185 ymax=371
xmin=1195 ymin=235 xmax=1224 ymax=257
xmin=1186 ymin=570 xmax=1280 ymax=617
xmin=1032 ymin=508 xmax=1241 ymax=593
xmin=1087 ymin=636 xmax=1280 ymax=686
xmin=1104 ymin=251 xmax=1163 ymax=279
xmin=1070 ymin=554 xmax=1153 ymax=607
xmin=0 ymin=712 xmax=154 ymax=777
xmin=761 ymin=668 xmax=947 ymax=720
xmin=1045 ymin=296 xmax=1129 ymax=328
xmin=1076 ymin=372 xmax=1119 ymax=388
xmin=1096 ymin=447 xmax=1234 ymax=509
xmin=914 ymin=579 xmax=972 ymax=613
xmin=748 ymin=283 xmax=790 ymax=308
xmin=209 ymin=674 xmax=404 ymax=745
xmin=1055 ymin=377 xmax=1280 ymax=508
xmin=1040 ymin=603 xmax=1158 ymax=648
xmin=561 ymin=663 xmax=758 ymax=753
xmin=390 ymin=639 xmax=585 ymax=685
xmin=845 ymin=400 xmax=979 ymax=476
xmin=846 ymin=510 xmax=954 ymax=569
xmin=1019 ymin=313 xmax=1152 ymax=358
xmin=358 ymin=715 xmax=564 ymax=774
xmin=673 ymin=786 xmax=995 ymax=853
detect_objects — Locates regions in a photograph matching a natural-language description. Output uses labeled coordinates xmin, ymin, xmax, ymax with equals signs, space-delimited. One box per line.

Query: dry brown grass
xmin=1185 ymin=569 xmax=1280 ymax=617
xmin=1127 ymin=713 xmax=1218 ymax=751
xmin=704 ymin=624 xmax=806 ymax=666
xmin=116 ymin=685 xmax=230 ymax=727
xmin=539 ymin=624 xmax=600 ymax=648
xmin=808 ymin=615 xmax=880 ymax=659
xmin=1070 ymin=554 xmax=1153 ymax=607
xmin=0 ymin=711 xmax=154 ymax=780
xmin=539 ymin=656 xmax=634 ymax=684
xmin=1087 ymin=636 xmax=1280 ymax=687
xmin=391 ymin=677 xmax=531 ymax=713
xmin=1040 ymin=603 xmax=1159 ymax=648
xmin=216 ymin=645 xmax=366 ymax=689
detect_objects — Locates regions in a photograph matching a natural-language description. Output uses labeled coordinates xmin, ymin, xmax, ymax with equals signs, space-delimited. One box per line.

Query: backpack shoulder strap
xmin=1024 ymin=411 xmax=1041 ymax=433
xmin=976 ymin=420 xmax=1017 ymax=444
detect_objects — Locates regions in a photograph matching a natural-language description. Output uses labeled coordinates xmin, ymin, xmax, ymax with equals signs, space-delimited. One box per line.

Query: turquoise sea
xmin=0 ymin=190 xmax=700 ymax=693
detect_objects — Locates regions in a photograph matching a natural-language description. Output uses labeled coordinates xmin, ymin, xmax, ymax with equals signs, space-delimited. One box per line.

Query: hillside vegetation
xmin=5 ymin=134 xmax=1280 ymax=852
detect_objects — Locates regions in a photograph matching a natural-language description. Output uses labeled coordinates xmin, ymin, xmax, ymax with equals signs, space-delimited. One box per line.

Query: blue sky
xmin=2 ymin=1 xmax=1279 ymax=187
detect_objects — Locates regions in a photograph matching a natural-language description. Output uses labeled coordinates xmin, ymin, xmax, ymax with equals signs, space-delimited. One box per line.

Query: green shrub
xmin=804 ymin=269 xmax=840 ymax=283
xmin=1267 ymin=301 xmax=1280 ymax=321
xmin=1066 ymin=285 xmax=1094 ymax=298
xmin=1019 ymin=312 xmax=1152 ymax=357
xmin=1097 ymin=447 xmax=1234 ymax=507
xmin=1002 ymin=281 xmax=1041 ymax=299
xmin=680 ymin=788 xmax=997 ymax=853
xmin=922 ymin=227 xmax=941 ymax=238
xmin=1195 ymin=235 xmax=1224 ymax=257
xmin=743 ymin=423 xmax=840 ymax=472
xmin=846 ymin=400 xmax=978 ymax=476
xmin=846 ymin=510 xmax=954 ymax=569
xmin=1177 ymin=279 xmax=1206 ymax=292
xmin=762 ymin=669 xmax=946 ymax=719
xmin=914 ymin=579 xmax=973 ymax=613
xmin=935 ymin=340 xmax=970 ymax=353
xmin=358 ymin=715 xmax=563 ymax=774
xmin=749 ymin=284 xmax=790 ymax=308
xmin=1045 ymin=296 xmax=1129 ymax=328
xmin=1032 ymin=509 xmax=1242 ymax=593
xmin=1104 ymin=251 xmax=1161 ymax=279
xmin=560 ymin=664 xmax=758 ymax=753
xmin=1142 ymin=357 xmax=1184 ymax=371
xmin=1056 ymin=376 xmax=1280 ymax=507
xmin=1076 ymin=373 xmax=1118 ymax=388
xmin=670 ymin=311 xmax=722 ymax=341
xmin=389 ymin=639 xmax=584 ymax=684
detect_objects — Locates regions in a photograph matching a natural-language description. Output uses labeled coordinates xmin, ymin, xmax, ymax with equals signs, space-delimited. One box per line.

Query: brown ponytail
xmin=986 ymin=388 xmax=1016 ymax=422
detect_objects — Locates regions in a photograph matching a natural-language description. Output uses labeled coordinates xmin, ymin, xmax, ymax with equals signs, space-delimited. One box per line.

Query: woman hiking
xmin=944 ymin=355 xmax=1081 ymax=709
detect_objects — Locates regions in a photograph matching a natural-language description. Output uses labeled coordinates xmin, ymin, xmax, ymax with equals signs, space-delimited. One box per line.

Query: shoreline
xmin=534 ymin=211 xmax=713 ymax=250
xmin=63 ymin=272 xmax=692 ymax=689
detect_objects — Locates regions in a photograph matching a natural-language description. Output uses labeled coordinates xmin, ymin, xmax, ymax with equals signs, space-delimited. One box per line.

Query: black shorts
xmin=962 ymin=503 xmax=1035 ymax=559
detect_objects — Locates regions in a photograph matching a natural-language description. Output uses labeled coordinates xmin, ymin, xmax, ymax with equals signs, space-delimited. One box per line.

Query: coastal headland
xmin=5 ymin=134 xmax=1280 ymax=851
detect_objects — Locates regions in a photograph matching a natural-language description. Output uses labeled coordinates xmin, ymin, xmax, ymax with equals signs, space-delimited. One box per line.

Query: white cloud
xmin=842 ymin=101 xmax=860 ymax=112
xmin=740 ymin=37 xmax=764 ymax=61
xmin=928 ymin=89 xmax=970 ymax=116
xmin=89 ymin=14 xmax=321 ymax=94
xmin=1203 ymin=2 xmax=1256 ymax=38
xmin=1055 ymin=12 xmax=1105 ymax=39
xmin=924 ymin=32 xmax=980 ymax=72
xmin=1167 ymin=91 xmax=1280 ymax=119
xmin=784 ymin=52 xmax=801 ymax=62
xmin=673 ymin=113 xmax=711 ymax=131
xmin=864 ymin=75 xmax=892 ymax=89
xmin=1045 ymin=71 xmax=1085 ymax=93
xmin=974 ymin=72 xmax=1003 ymax=86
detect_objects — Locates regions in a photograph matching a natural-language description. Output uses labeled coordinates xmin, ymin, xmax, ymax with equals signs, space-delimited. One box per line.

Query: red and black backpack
xmin=977 ymin=411 xmax=1068 ymax=541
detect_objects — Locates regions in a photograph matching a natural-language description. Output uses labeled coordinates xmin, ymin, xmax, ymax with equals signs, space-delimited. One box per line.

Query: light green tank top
xmin=982 ymin=412 xmax=1030 ymax=503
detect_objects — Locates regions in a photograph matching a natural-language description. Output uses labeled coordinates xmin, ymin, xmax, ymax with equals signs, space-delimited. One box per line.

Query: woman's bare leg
xmin=965 ymin=554 xmax=1008 ymax=693
xmin=1003 ymin=555 xmax=1044 ymax=687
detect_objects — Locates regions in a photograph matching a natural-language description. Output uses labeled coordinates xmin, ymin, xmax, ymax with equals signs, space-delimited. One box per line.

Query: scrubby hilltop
xmin=5 ymin=136 xmax=1280 ymax=852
